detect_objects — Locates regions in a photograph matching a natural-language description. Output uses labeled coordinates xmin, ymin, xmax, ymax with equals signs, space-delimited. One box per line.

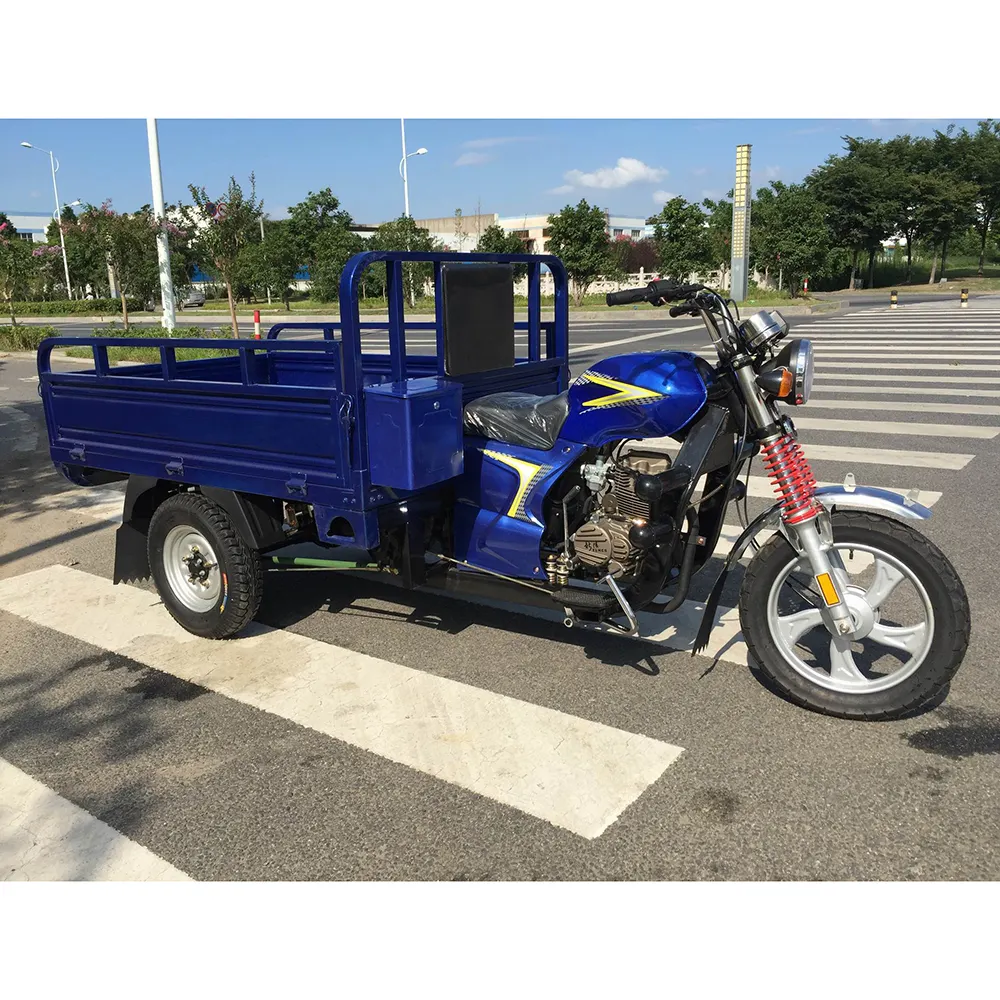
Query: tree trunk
xmin=905 ymin=237 xmax=912 ymax=283
xmin=9 ymin=303 xmax=16 ymax=327
xmin=849 ymin=249 xmax=859 ymax=290
xmin=763 ymin=265 xmax=769 ymax=289
xmin=225 ymin=281 xmax=239 ymax=339
xmin=120 ymin=289 xmax=129 ymax=331
xmin=866 ymin=246 xmax=877 ymax=289
xmin=940 ymin=237 xmax=949 ymax=280
xmin=979 ymin=220 xmax=989 ymax=277
xmin=928 ymin=249 xmax=939 ymax=285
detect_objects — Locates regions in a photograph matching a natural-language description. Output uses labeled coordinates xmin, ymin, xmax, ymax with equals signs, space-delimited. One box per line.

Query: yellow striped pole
xmin=890 ymin=289 xmax=898 ymax=310
xmin=961 ymin=287 xmax=969 ymax=309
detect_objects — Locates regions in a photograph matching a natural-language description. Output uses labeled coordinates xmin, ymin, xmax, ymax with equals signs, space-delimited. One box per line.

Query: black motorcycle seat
xmin=463 ymin=391 xmax=570 ymax=451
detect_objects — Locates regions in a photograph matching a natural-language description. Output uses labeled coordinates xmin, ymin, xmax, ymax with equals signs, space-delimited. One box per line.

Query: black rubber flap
xmin=441 ymin=263 xmax=515 ymax=376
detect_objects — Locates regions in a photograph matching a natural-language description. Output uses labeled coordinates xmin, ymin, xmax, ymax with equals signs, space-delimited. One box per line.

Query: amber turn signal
xmin=755 ymin=366 xmax=795 ymax=398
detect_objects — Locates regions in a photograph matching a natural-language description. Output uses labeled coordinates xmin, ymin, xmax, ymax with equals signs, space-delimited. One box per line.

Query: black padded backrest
xmin=441 ymin=263 xmax=515 ymax=376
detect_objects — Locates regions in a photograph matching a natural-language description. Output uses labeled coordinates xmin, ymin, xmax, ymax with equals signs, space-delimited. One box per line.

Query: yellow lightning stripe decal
xmin=579 ymin=371 xmax=663 ymax=408
xmin=483 ymin=450 xmax=544 ymax=520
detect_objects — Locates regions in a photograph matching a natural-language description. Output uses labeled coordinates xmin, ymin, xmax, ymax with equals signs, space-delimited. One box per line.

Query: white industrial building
xmin=0 ymin=210 xmax=53 ymax=242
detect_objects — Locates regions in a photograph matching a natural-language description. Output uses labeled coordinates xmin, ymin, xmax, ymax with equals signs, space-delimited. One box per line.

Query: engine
xmin=569 ymin=449 xmax=672 ymax=578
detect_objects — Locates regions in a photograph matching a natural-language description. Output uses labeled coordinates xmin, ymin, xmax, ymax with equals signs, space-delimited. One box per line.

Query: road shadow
xmin=257 ymin=568 xmax=666 ymax=677
xmin=0 ymin=646 xmax=194 ymax=881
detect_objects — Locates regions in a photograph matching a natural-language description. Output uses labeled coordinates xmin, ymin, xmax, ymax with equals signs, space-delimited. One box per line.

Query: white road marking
xmin=813 ymin=385 xmax=1000 ymax=398
xmin=804 ymin=398 xmax=1000 ymax=416
xmin=813 ymin=352 xmax=1000 ymax=360
xmin=569 ymin=324 xmax=703 ymax=355
xmin=653 ymin=437 xmax=966 ymax=471
xmin=18 ymin=376 xmax=38 ymax=383
xmin=816 ymin=373 xmax=1000 ymax=384
xmin=0 ymin=403 xmax=38 ymax=453
xmin=791 ymin=416 xmax=999 ymax=439
xmin=818 ymin=363 xmax=1000 ymax=371
xmin=0 ymin=567 xmax=684 ymax=841
xmin=26 ymin=486 xmax=125 ymax=525
xmin=0 ymin=757 xmax=191 ymax=882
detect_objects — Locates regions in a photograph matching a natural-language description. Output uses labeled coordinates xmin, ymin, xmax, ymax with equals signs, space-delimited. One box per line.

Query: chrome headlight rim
xmin=792 ymin=338 xmax=814 ymax=405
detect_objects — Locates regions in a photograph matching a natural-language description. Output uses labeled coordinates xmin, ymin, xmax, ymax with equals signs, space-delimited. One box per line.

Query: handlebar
xmin=605 ymin=280 xmax=706 ymax=307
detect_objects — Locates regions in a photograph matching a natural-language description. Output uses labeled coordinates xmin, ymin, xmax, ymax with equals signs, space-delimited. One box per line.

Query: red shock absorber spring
xmin=760 ymin=433 xmax=822 ymax=524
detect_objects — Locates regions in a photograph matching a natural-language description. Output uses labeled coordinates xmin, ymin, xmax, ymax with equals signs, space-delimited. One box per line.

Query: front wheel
xmin=739 ymin=510 xmax=970 ymax=720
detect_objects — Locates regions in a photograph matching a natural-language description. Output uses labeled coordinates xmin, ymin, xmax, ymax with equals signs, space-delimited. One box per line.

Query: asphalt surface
xmin=2 ymin=297 xmax=1000 ymax=881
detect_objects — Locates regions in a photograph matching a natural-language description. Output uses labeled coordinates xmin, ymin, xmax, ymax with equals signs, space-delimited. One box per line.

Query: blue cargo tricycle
xmin=37 ymin=251 xmax=970 ymax=720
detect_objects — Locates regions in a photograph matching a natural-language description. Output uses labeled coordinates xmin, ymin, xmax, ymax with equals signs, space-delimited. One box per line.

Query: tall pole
xmin=730 ymin=144 xmax=752 ymax=303
xmin=400 ymin=118 xmax=410 ymax=218
xmin=146 ymin=118 xmax=176 ymax=332
xmin=47 ymin=152 xmax=73 ymax=299
xmin=260 ymin=216 xmax=271 ymax=305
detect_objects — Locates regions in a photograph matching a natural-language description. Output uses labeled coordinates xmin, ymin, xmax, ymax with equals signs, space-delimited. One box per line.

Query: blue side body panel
xmin=455 ymin=438 xmax=588 ymax=580
xmin=560 ymin=351 xmax=709 ymax=445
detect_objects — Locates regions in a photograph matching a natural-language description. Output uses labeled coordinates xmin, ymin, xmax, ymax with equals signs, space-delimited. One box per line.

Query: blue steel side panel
xmin=559 ymin=351 xmax=709 ymax=446
xmin=454 ymin=437 xmax=586 ymax=580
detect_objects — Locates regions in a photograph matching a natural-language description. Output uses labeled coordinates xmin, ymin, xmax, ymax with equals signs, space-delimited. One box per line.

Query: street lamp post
xmin=20 ymin=141 xmax=73 ymax=298
xmin=146 ymin=119 xmax=176 ymax=332
xmin=398 ymin=120 xmax=428 ymax=306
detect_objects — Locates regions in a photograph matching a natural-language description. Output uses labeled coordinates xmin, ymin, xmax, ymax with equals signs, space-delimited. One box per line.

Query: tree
xmin=750 ymin=182 xmax=836 ymax=296
xmin=370 ymin=215 xmax=439 ymax=304
xmin=186 ymin=175 xmax=264 ymax=338
xmin=913 ymin=172 xmax=978 ymax=284
xmin=0 ymin=223 xmax=35 ymax=324
xmin=310 ymin=225 xmax=366 ymax=301
xmin=83 ymin=202 xmax=160 ymax=329
xmin=546 ymin=200 xmax=611 ymax=305
xmin=647 ymin=197 xmax=711 ymax=282
xmin=286 ymin=188 xmax=352 ymax=276
xmin=453 ymin=209 xmax=468 ymax=252
xmin=951 ymin=120 xmax=1000 ymax=276
xmin=809 ymin=139 xmax=901 ymax=289
xmin=476 ymin=224 xmax=529 ymax=279
xmin=702 ymin=194 xmax=733 ymax=289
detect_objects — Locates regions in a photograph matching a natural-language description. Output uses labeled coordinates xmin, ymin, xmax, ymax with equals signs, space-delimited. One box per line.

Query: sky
xmin=1 ymin=118 xmax=984 ymax=226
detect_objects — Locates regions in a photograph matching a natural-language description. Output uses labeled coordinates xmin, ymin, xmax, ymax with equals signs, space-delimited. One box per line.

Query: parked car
xmin=180 ymin=289 xmax=206 ymax=310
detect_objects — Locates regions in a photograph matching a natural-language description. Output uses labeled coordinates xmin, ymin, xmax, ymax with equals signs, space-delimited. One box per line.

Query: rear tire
xmin=739 ymin=510 xmax=970 ymax=720
xmin=148 ymin=492 xmax=263 ymax=639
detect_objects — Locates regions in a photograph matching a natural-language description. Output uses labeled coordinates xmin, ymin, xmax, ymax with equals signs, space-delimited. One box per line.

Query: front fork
xmin=734 ymin=363 xmax=855 ymax=638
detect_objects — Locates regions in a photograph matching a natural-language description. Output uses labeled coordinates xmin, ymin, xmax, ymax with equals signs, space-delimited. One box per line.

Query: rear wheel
xmin=739 ymin=510 xmax=970 ymax=720
xmin=148 ymin=492 xmax=263 ymax=639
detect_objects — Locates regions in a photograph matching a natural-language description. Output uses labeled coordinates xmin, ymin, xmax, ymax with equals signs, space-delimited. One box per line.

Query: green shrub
xmin=8 ymin=298 xmax=145 ymax=316
xmin=0 ymin=325 xmax=59 ymax=351
xmin=63 ymin=324 xmax=236 ymax=364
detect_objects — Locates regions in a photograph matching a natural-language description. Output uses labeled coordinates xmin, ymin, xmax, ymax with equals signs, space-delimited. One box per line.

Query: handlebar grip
xmin=605 ymin=287 xmax=649 ymax=306
xmin=669 ymin=304 xmax=698 ymax=318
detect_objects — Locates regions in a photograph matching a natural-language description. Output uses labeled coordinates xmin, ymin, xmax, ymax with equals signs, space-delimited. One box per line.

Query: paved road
xmin=2 ymin=299 xmax=999 ymax=880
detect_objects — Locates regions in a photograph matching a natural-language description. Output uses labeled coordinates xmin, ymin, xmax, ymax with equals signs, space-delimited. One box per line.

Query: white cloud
xmin=763 ymin=165 xmax=782 ymax=180
xmin=652 ymin=190 xmax=677 ymax=205
xmin=455 ymin=151 xmax=491 ymax=167
xmin=701 ymin=189 xmax=723 ymax=200
xmin=548 ymin=184 xmax=574 ymax=195
xmin=564 ymin=157 xmax=668 ymax=190
xmin=692 ymin=166 xmax=709 ymax=176
xmin=462 ymin=136 xmax=534 ymax=149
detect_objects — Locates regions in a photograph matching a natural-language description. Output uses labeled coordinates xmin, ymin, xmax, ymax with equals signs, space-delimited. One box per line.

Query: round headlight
xmin=758 ymin=338 xmax=813 ymax=405
xmin=791 ymin=338 xmax=814 ymax=404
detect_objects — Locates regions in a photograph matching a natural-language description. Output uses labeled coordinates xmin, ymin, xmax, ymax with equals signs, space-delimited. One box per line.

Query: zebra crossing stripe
xmin=804 ymin=398 xmax=1000 ymax=416
xmin=791 ymin=416 xmax=999 ymax=439
xmin=0 ymin=566 xmax=684 ymax=841
xmin=0 ymin=757 xmax=191 ymax=882
xmin=813 ymin=385 xmax=1000 ymax=398
xmin=816 ymin=373 xmax=1000 ymax=385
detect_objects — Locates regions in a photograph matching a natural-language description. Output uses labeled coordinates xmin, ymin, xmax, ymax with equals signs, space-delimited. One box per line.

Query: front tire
xmin=148 ymin=492 xmax=263 ymax=639
xmin=739 ymin=510 xmax=970 ymax=720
